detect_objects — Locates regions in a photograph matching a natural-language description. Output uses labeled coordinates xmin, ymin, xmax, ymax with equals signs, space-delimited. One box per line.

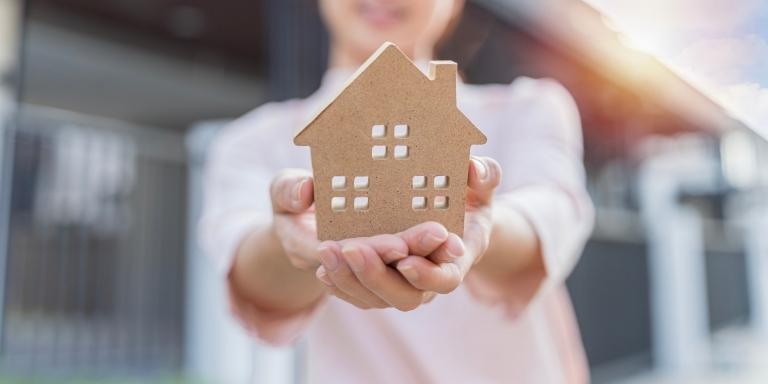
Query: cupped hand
xmin=269 ymin=169 xmax=452 ymax=311
xmin=314 ymin=156 xmax=502 ymax=311
xmin=271 ymin=156 xmax=501 ymax=311
xmin=314 ymin=222 xmax=452 ymax=311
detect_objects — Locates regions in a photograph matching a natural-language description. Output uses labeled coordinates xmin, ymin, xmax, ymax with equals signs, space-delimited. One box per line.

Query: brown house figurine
xmin=295 ymin=42 xmax=486 ymax=240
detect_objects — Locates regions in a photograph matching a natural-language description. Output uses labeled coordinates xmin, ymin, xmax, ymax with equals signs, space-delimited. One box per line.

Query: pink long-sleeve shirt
xmin=200 ymin=67 xmax=595 ymax=384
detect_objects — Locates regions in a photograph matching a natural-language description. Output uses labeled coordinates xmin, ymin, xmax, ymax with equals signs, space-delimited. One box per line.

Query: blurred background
xmin=0 ymin=0 xmax=766 ymax=383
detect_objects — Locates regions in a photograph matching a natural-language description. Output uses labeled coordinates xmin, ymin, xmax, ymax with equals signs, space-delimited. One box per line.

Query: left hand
xmin=394 ymin=156 xmax=502 ymax=294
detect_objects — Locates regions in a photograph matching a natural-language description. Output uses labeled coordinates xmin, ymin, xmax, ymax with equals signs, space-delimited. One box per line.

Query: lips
xmin=358 ymin=0 xmax=405 ymax=28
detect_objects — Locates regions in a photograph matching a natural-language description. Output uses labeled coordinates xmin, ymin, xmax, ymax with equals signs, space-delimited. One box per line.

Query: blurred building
xmin=0 ymin=0 xmax=766 ymax=383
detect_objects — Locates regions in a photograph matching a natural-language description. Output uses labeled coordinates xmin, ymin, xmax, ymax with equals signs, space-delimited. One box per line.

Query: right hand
xmin=313 ymin=225 xmax=459 ymax=311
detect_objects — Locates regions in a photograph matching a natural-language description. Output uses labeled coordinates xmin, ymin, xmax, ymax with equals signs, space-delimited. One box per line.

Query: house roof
xmin=294 ymin=42 xmax=486 ymax=146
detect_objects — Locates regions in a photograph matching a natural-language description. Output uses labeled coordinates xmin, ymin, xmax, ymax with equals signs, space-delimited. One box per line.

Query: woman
xmin=200 ymin=0 xmax=594 ymax=382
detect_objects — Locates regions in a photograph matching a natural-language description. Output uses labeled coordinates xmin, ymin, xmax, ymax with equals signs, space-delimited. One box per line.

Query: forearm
xmin=230 ymin=224 xmax=326 ymax=314
xmin=473 ymin=203 xmax=545 ymax=285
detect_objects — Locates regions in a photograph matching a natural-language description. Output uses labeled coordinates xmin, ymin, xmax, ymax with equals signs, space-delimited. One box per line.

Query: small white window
xmin=331 ymin=197 xmax=346 ymax=211
xmin=354 ymin=196 xmax=369 ymax=211
xmin=394 ymin=124 xmax=409 ymax=138
xmin=394 ymin=145 xmax=409 ymax=159
xmin=372 ymin=145 xmax=387 ymax=159
xmin=371 ymin=124 xmax=386 ymax=138
xmin=331 ymin=176 xmax=347 ymax=190
xmin=412 ymin=196 xmax=427 ymax=210
xmin=412 ymin=176 xmax=426 ymax=189
xmin=434 ymin=175 xmax=449 ymax=189
xmin=354 ymin=176 xmax=369 ymax=190
xmin=434 ymin=196 xmax=449 ymax=209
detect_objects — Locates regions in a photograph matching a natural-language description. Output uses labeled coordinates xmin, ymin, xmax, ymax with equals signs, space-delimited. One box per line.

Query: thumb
xmin=270 ymin=169 xmax=314 ymax=214
xmin=467 ymin=156 xmax=502 ymax=206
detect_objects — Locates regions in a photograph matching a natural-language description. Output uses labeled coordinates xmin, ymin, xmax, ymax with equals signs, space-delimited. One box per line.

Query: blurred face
xmin=320 ymin=0 xmax=462 ymax=61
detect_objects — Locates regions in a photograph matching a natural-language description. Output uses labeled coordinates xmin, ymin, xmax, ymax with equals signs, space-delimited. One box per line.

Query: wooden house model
xmin=294 ymin=42 xmax=486 ymax=240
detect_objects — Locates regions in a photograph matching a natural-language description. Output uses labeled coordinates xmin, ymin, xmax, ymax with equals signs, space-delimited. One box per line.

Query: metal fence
xmin=0 ymin=105 xmax=186 ymax=379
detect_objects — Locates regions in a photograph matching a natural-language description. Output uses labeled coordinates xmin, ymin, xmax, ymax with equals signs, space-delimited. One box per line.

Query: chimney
xmin=429 ymin=61 xmax=457 ymax=105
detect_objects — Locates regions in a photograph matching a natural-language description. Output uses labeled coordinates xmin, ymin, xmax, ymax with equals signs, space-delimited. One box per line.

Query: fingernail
xmin=385 ymin=249 xmax=407 ymax=263
xmin=398 ymin=265 xmax=419 ymax=281
xmin=445 ymin=235 xmax=465 ymax=260
xmin=421 ymin=232 xmax=446 ymax=249
xmin=316 ymin=267 xmax=333 ymax=286
xmin=318 ymin=246 xmax=339 ymax=271
xmin=341 ymin=245 xmax=365 ymax=273
xmin=473 ymin=158 xmax=488 ymax=180
xmin=292 ymin=179 xmax=306 ymax=206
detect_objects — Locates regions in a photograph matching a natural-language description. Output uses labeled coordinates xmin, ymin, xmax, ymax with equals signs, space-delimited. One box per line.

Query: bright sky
xmin=585 ymin=0 xmax=768 ymax=135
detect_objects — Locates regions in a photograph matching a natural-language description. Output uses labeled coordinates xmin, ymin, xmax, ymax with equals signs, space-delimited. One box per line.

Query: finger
xmin=427 ymin=233 xmax=465 ymax=264
xmin=423 ymin=291 xmax=438 ymax=304
xmin=317 ymin=242 xmax=389 ymax=308
xmin=396 ymin=256 xmax=462 ymax=294
xmin=316 ymin=265 xmax=333 ymax=286
xmin=468 ymin=156 xmax=502 ymax=206
xmin=328 ymin=286 xmax=375 ymax=309
xmin=316 ymin=266 xmax=374 ymax=309
xmin=397 ymin=221 xmax=449 ymax=257
xmin=341 ymin=242 xmax=425 ymax=312
xmin=359 ymin=234 xmax=409 ymax=265
xmin=270 ymin=169 xmax=314 ymax=214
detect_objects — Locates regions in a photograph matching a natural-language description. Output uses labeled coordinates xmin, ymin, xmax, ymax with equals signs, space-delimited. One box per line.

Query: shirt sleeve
xmin=198 ymin=105 xmax=323 ymax=346
xmin=464 ymin=78 xmax=595 ymax=317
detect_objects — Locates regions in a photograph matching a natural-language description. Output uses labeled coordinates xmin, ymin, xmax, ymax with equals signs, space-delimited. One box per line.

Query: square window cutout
xmin=394 ymin=124 xmax=409 ymax=138
xmin=412 ymin=196 xmax=427 ymax=210
xmin=412 ymin=175 xmax=426 ymax=189
xmin=371 ymin=124 xmax=386 ymax=138
xmin=372 ymin=145 xmax=387 ymax=159
xmin=354 ymin=196 xmax=369 ymax=211
xmin=331 ymin=197 xmax=346 ymax=211
xmin=394 ymin=145 xmax=409 ymax=159
xmin=434 ymin=175 xmax=449 ymax=188
xmin=332 ymin=176 xmax=346 ymax=190
xmin=354 ymin=176 xmax=369 ymax=190
xmin=434 ymin=196 xmax=449 ymax=209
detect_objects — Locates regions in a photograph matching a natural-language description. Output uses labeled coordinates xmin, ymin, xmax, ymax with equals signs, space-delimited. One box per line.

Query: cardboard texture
xmin=295 ymin=42 xmax=486 ymax=240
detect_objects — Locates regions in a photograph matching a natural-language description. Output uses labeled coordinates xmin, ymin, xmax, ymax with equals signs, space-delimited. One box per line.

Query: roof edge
xmin=294 ymin=42 xmax=400 ymax=145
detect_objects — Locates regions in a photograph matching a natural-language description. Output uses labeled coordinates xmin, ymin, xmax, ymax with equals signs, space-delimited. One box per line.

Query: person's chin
xmin=357 ymin=3 xmax=405 ymax=30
